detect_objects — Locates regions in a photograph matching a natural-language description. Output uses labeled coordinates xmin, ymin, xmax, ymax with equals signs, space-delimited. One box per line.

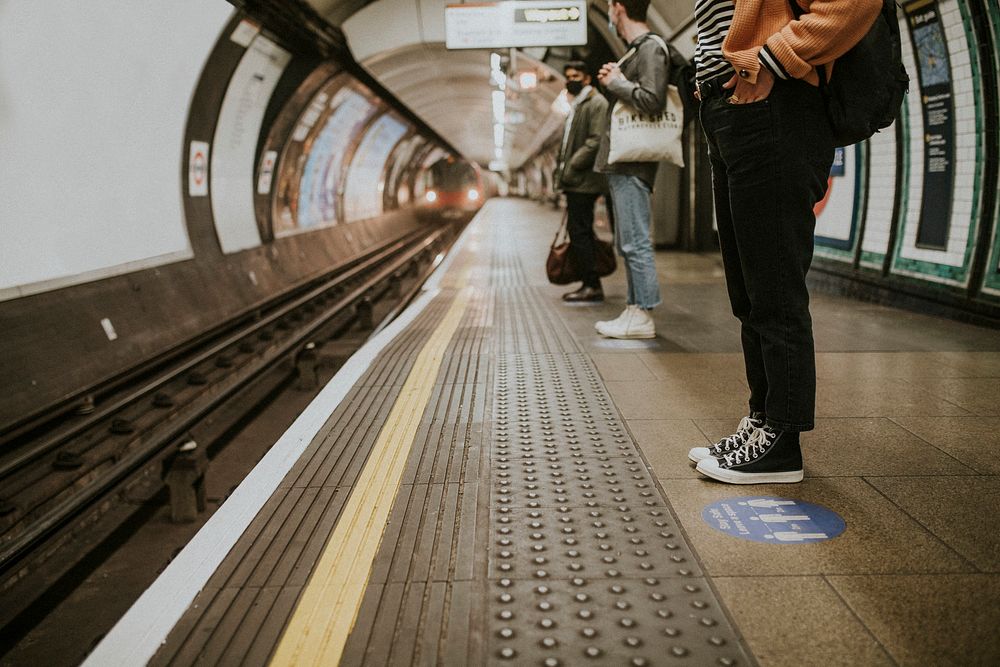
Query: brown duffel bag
xmin=546 ymin=212 xmax=616 ymax=285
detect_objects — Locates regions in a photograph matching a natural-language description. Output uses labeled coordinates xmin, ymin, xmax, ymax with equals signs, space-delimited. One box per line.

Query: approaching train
xmin=415 ymin=157 xmax=490 ymax=220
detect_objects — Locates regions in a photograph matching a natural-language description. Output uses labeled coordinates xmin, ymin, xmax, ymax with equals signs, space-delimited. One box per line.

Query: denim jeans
xmin=699 ymin=77 xmax=835 ymax=432
xmin=565 ymin=191 xmax=602 ymax=289
xmin=607 ymin=173 xmax=661 ymax=309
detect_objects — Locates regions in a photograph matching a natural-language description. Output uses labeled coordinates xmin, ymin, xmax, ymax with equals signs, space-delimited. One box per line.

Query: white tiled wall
xmin=861 ymin=119 xmax=898 ymax=266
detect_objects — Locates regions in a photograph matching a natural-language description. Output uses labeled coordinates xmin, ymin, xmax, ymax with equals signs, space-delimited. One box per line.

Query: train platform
xmin=86 ymin=198 xmax=1000 ymax=666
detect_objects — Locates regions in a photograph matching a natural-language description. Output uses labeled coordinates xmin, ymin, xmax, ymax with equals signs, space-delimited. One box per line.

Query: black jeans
xmin=565 ymin=191 xmax=602 ymax=289
xmin=699 ymin=77 xmax=835 ymax=432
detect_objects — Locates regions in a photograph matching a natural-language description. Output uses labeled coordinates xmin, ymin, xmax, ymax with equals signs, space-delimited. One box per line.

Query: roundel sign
xmin=702 ymin=497 xmax=846 ymax=544
xmin=189 ymin=141 xmax=209 ymax=197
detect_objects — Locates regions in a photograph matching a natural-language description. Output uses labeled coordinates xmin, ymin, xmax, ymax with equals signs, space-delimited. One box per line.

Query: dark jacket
xmin=595 ymin=32 xmax=671 ymax=188
xmin=555 ymin=87 xmax=609 ymax=195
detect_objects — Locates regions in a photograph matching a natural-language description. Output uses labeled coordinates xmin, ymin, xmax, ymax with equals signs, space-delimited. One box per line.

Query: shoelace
xmin=722 ymin=426 xmax=774 ymax=466
xmin=709 ymin=415 xmax=759 ymax=455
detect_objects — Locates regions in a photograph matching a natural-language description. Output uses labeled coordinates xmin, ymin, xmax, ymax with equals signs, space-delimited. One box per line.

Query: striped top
xmin=695 ymin=0 xmax=735 ymax=82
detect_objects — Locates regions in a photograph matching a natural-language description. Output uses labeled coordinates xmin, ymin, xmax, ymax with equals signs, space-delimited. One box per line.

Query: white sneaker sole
xmin=597 ymin=330 xmax=656 ymax=340
xmin=696 ymin=459 xmax=803 ymax=484
xmin=687 ymin=447 xmax=710 ymax=464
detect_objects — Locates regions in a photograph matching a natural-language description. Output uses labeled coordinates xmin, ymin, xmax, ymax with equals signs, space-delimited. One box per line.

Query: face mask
xmin=566 ymin=80 xmax=584 ymax=96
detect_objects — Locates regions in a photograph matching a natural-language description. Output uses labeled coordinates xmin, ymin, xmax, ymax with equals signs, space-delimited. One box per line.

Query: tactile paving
xmin=491 ymin=456 xmax=664 ymax=509
xmin=487 ymin=578 xmax=742 ymax=666
xmin=488 ymin=506 xmax=698 ymax=580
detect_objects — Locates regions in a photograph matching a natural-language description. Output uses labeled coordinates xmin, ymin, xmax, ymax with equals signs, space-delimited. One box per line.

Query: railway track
xmin=0 ymin=221 xmax=460 ymax=634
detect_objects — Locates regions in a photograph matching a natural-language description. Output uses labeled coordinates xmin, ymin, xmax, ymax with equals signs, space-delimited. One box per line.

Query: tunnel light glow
xmin=425 ymin=190 xmax=438 ymax=203
xmin=495 ymin=147 xmax=504 ymax=159
xmin=517 ymin=71 xmax=538 ymax=90
xmin=492 ymin=90 xmax=506 ymax=123
xmin=494 ymin=123 xmax=505 ymax=147
xmin=467 ymin=189 xmax=480 ymax=201
xmin=491 ymin=52 xmax=501 ymax=70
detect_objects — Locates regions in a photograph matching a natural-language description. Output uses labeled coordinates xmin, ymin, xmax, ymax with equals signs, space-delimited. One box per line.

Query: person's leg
xmin=608 ymin=176 xmax=636 ymax=306
xmin=702 ymin=125 xmax=768 ymax=418
xmin=609 ymin=174 xmax=661 ymax=310
xmin=694 ymin=79 xmax=833 ymax=483
xmin=565 ymin=191 xmax=601 ymax=289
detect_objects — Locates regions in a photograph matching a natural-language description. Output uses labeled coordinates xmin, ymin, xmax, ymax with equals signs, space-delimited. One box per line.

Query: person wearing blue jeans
xmin=593 ymin=0 xmax=669 ymax=339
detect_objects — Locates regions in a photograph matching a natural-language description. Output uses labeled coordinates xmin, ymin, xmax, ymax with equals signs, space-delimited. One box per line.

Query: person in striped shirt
xmin=687 ymin=0 xmax=882 ymax=485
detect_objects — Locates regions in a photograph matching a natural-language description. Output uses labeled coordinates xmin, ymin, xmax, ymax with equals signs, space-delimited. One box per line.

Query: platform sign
xmin=257 ymin=150 xmax=277 ymax=195
xmin=445 ymin=1 xmax=587 ymax=50
xmin=903 ymin=0 xmax=955 ymax=250
xmin=702 ymin=497 xmax=846 ymax=544
xmin=188 ymin=141 xmax=209 ymax=197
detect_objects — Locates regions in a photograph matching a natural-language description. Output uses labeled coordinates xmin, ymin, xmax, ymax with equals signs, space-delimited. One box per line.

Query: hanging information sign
xmin=445 ymin=1 xmax=588 ymax=50
xmin=903 ymin=0 xmax=956 ymax=250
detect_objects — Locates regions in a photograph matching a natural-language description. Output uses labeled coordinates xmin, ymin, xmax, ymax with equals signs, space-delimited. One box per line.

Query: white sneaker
xmin=596 ymin=306 xmax=655 ymax=339
xmin=594 ymin=305 xmax=634 ymax=333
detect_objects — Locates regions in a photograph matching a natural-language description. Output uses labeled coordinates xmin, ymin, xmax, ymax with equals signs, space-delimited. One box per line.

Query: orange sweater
xmin=723 ymin=0 xmax=882 ymax=85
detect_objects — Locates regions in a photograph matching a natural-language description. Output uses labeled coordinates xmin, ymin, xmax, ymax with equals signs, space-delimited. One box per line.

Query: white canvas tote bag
xmin=607 ymin=34 xmax=685 ymax=167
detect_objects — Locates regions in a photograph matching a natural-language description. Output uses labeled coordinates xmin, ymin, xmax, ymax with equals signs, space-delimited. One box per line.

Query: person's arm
xmin=728 ymin=0 xmax=882 ymax=84
xmin=603 ymin=41 xmax=669 ymax=116
xmin=567 ymin=96 xmax=608 ymax=172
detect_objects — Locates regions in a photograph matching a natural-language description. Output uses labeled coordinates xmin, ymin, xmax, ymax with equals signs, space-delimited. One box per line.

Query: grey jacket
xmin=595 ymin=32 xmax=671 ymax=188
xmin=555 ymin=87 xmax=609 ymax=195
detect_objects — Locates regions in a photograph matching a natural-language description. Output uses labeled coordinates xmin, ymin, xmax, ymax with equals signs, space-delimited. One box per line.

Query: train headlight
xmin=467 ymin=189 xmax=480 ymax=201
xmin=425 ymin=190 xmax=438 ymax=203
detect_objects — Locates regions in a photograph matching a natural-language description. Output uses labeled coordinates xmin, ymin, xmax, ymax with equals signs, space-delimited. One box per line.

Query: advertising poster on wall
xmin=343 ymin=113 xmax=410 ymax=222
xmin=903 ymin=0 xmax=955 ymax=250
xmin=296 ymin=88 xmax=376 ymax=230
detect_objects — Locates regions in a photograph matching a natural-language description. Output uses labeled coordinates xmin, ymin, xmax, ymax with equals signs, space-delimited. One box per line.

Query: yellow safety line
xmin=269 ymin=285 xmax=474 ymax=667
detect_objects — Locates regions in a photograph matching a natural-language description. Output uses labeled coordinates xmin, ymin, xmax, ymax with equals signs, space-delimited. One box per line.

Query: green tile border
xmin=980 ymin=0 xmax=1000 ymax=297
xmin=890 ymin=0 xmax=983 ymax=287
xmin=816 ymin=145 xmax=865 ymax=262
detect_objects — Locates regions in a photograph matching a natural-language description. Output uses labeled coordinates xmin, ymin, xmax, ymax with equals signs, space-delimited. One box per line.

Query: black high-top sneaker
xmin=688 ymin=412 xmax=765 ymax=464
xmin=695 ymin=425 xmax=804 ymax=484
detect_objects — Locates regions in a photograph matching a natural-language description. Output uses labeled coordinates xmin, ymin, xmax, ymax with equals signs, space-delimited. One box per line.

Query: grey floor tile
xmin=865 ymin=476 xmax=1000 ymax=571
xmin=816 ymin=378 xmax=970 ymax=418
xmin=634 ymin=352 xmax=748 ymax=384
xmin=928 ymin=351 xmax=1000 ymax=376
xmin=605 ymin=378 xmax=748 ymax=420
xmin=828 ymin=574 xmax=1000 ymax=666
xmin=712 ymin=576 xmax=894 ymax=667
xmin=659 ymin=477 xmax=973 ymax=576
xmin=815 ymin=352 xmax=967 ymax=381
xmin=891 ymin=416 xmax=1000 ymax=475
xmin=902 ymin=377 xmax=1000 ymax=416
xmin=625 ymin=419 xmax=710 ymax=479
xmin=590 ymin=352 xmax=659 ymax=381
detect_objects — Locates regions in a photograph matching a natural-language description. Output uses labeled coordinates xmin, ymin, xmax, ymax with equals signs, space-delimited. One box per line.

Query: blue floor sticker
xmin=702 ymin=497 xmax=846 ymax=543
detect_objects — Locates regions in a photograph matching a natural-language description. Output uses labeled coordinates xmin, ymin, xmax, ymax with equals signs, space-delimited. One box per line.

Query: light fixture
xmin=517 ymin=71 xmax=538 ymax=90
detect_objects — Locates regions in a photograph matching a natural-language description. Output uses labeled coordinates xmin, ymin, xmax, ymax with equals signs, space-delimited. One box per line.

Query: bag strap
xmin=551 ymin=210 xmax=570 ymax=248
xmin=616 ymin=33 xmax=671 ymax=66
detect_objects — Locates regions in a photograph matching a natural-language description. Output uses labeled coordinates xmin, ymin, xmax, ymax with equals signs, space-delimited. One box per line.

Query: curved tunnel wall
xmin=0 ymin=4 xmax=469 ymax=433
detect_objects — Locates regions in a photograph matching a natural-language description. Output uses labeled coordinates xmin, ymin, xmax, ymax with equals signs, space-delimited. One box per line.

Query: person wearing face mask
xmin=593 ymin=0 xmax=671 ymax=339
xmin=555 ymin=61 xmax=609 ymax=302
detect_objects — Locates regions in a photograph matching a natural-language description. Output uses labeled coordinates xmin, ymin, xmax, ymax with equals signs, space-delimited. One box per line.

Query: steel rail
xmin=0 ymin=224 xmax=453 ymax=575
xmin=0 ymin=228 xmax=437 ymax=480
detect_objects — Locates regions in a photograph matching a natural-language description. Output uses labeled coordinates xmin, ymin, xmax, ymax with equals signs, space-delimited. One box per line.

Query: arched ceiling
xmin=306 ymin=0 xmax=696 ymax=170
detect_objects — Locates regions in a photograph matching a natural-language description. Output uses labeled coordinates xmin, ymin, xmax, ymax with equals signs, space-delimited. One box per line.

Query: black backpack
xmin=646 ymin=34 xmax=699 ymax=126
xmin=667 ymin=44 xmax=699 ymax=126
xmin=789 ymin=0 xmax=909 ymax=146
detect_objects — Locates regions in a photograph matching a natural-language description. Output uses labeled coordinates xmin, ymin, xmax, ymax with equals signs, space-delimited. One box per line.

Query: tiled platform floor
xmin=519 ymin=200 xmax=1000 ymax=666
